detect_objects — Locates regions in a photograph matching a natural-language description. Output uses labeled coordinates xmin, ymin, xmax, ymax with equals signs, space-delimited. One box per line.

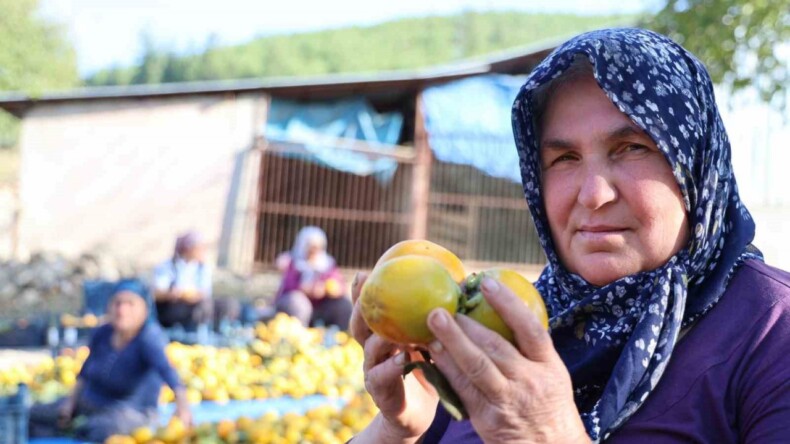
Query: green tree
xmin=85 ymin=12 xmax=630 ymax=86
xmin=131 ymin=32 xmax=170 ymax=85
xmin=647 ymin=0 xmax=789 ymax=106
xmin=0 ymin=0 xmax=79 ymax=148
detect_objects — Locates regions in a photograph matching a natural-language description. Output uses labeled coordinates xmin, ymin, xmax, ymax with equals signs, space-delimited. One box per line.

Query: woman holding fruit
xmin=153 ymin=230 xmax=214 ymax=329
xmin=275 ymin=226 xmax=353 ymax=329
xmin=29 ymin=279 xmax=191 ymax=442
xmin=349 ymin=28 xmax=790 ymax=443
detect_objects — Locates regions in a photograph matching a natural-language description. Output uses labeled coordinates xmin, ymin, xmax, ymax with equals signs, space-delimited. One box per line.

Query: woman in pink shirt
xmin=276 ymin=226 xmax=352 ymax=329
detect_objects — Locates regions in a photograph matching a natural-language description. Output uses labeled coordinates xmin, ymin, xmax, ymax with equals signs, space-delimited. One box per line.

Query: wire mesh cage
xmin=253 ymin=137 xmax=544 ymax=270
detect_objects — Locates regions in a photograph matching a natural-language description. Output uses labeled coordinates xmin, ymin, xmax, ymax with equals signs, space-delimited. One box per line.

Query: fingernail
xmin=393 ymin=352 xmax=405 ymax=365
xmin=481 ymin=277 xmax=499 ymax=293
xmin=430 ymin=309 xmax=448 ymax=329
xmin=429 ymin=340 xmax=443 ymax=354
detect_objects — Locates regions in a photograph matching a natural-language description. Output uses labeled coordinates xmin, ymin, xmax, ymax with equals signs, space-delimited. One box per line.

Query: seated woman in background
xmin=29 ymin=280 xmax=191 ymax=442
xmin=152 ymin=231 xmax=213 ymax=329
xmin=275 ymin=226 xmax=352 ymax=330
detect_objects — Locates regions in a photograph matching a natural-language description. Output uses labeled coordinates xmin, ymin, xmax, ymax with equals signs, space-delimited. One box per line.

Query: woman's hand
xmin=175 ymin=406 xmax=192 ymax=428
xmin=56 ymin=399 xmax=75 ymax=429
xmin=310 ymin=280 xmax=327 ymax=299
xmin=300 ymin=279 xmax=327 ymax=300
xmin=57 ymin=380 xmax=82 ymax=429
xmin=426 ymin=278 xmax=589 ymax=444
xmin=155 ymin=289 xmax=180 ymax=302
xmin=173 ymin=387 xmax=193 ymax=427
xmin=349 ymin=273 xmax=439 ymax=444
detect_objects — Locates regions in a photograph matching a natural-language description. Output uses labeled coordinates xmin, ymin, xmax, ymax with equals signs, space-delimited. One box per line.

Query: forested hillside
xmin=86 ymin=12 xmax=632 ymax=86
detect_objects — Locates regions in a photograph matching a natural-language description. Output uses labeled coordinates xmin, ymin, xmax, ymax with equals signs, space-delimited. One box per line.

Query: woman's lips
xmin=578 ymin=225 xmax=625 ymax=232
xmin=576 ymin=226 xmax=628 ymax=243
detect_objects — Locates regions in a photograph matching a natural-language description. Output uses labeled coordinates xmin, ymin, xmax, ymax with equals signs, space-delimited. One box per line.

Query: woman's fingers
xmin=350 ymin=300 xmax=372 ymax=345
xmin=349 ymin=272 xmax=371 ymax=343
xmin=363 ymin=333 xmax=399 ymax=373
xmin=351 ymin=272 xmax=368 ymax=304
xmin=426 ymin=309 xmax=508 ymax=401
xmin=452 ymin=313 xmax=527 ymax=376
xmin=480 ymin=278 xmax=556 ymax=364
xmin=366 ymin=352 xmax=406 ymax=392
xmin=179 ymin=409 xmax=193 ymax=427
xmin=363 ymin=334 xmax=410 ymax=407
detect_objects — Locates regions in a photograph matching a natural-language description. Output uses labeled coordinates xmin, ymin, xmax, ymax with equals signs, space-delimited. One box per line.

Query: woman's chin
xmin=571 ymin=255 xmax=640 ymax=287
xmin=113 ymin=321 xmax=142 ymax=333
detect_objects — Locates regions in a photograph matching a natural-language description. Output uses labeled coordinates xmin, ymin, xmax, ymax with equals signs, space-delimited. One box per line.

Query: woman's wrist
xmin=173 ymin=387 xmax=189 ymax=409
xmin=67 ymin=381 xmax=82 ymax=407
xmin=542 ymin=411 xmax=590 ymax=444
xmin=350 ymin=414 xmax=423 ymax=444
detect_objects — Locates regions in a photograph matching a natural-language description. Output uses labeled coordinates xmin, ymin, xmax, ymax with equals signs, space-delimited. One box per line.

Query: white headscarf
xmin=291 ymin=226 xmax=334 ymax=283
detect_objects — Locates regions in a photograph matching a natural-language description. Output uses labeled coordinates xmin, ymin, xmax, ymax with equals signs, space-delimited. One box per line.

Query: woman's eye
xmin=548 ymin=153 xmax=577 ymax=166
xmin=622 ymin=144 xmax=649 ymax=154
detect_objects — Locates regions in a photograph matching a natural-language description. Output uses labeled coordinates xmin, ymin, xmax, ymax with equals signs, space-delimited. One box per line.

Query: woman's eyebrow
xmin=540 ymin=124 xmax=651 ymax=151
xmin=605 ymin=124 xmax=647 ymax=142
xmin=540 ymin=138 xmax=575 ymax=151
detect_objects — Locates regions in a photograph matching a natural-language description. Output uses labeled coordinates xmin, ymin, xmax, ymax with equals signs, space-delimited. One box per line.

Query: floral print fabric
xmin=511 ymin=28 xmax=762 ymax=441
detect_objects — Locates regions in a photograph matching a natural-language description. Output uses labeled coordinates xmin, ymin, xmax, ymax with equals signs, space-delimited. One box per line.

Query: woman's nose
xmin=577 ymin=169 xmax=618 ymax=210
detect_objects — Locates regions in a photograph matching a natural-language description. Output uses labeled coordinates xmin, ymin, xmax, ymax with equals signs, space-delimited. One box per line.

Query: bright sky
xmin=40 ymin=0 xmax=658 ymax=76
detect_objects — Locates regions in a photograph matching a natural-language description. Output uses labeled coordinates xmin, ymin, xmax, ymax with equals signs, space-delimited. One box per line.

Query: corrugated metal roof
xmin=0 ymin=38 xmax=559 ymax=116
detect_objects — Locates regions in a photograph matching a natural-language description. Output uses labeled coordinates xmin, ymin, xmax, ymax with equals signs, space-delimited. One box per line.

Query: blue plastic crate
xmin=0 ymin=384 xmax=28 ymax=444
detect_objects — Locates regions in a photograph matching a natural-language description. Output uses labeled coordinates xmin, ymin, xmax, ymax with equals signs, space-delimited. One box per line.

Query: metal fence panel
xmin=255 ymin=142 xmax=414 ymax=269
xmin=254 ymin=139 xmax=545 ymax=269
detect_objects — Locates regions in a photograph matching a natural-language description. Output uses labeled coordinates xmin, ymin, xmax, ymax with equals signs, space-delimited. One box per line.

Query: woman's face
xmin=109 ymin=291 xmax=147 ymax=333
xmin=307 ymin=240 xmax=325 ymax=260
xmin=181 ymin=244 xmax=206 ymax=262
xmin=539 ymin=74 xmax=689 ymax=286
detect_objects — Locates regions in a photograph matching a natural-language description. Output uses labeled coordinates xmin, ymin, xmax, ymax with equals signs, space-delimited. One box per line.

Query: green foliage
xmin=646 ymin=0 xmax=789 ymax=106
xmin=86 ymin=12 xmax=631 ymax=86
xmin=0 ymin=114 xmax=19 ymax=149
xmin=0 ymin=0 xmax=79 ymax=148
xmin=0 ymin=0 xmax=78 ymax=92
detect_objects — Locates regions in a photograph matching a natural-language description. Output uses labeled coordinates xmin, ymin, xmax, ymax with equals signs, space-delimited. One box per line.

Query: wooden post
xmin=468 ymin=197 xmax=480 ymax=260
xmin=11 ymin=187 xmax=19 ymax=259
xmin=410 ymin=93 xmax=432 ymax=240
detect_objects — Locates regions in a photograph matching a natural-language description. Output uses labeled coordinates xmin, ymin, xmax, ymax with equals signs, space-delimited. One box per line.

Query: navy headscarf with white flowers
xmin=511 ymin=28 xmax=762 ymax=440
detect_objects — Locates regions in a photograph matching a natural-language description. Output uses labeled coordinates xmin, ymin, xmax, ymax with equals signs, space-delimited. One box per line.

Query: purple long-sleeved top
xmin=423 ymin=260 xmax=790 ymax=443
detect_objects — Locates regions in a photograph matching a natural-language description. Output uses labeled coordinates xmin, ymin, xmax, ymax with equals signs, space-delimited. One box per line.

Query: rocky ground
xmin=0 ymin=250 xmax=286 ymax=328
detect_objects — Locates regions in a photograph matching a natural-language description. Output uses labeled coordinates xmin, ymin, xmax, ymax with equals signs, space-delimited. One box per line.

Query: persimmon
xmin=463 ymin=268 xmax=549 ymax=343
xmin=361 ymin=240 xmax=548 ymax=346
xmin=375 ymin=239 xmax=466 ymax=283
xmin=360 ymin=255 xmax=461 ymax=344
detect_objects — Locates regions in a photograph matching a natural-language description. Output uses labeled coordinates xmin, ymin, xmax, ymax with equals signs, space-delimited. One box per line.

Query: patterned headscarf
xmin=511 ymin=28 xmax=762 ymax=440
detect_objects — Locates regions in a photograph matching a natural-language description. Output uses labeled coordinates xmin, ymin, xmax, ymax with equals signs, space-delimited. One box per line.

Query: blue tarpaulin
xmin=421 ymin=74 xmax=526 ymax=183
xmin=265 ymin=98 xmax=404 ymax=183
xmin=158 ymin=395 xmax=344 ymax=425
xmin=29 ymin=396 xmax=345 ymax=443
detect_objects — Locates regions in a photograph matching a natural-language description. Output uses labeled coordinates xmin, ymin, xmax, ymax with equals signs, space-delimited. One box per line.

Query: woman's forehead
xmin=113 ymin=290 xmax=144 ymax=302
xmin=540 ymin=75 xmax=651 ymax=141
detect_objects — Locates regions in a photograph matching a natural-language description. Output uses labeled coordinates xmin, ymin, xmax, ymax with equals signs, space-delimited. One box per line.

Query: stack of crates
xmin=0 ymin=384 xmax=28 ymax=444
